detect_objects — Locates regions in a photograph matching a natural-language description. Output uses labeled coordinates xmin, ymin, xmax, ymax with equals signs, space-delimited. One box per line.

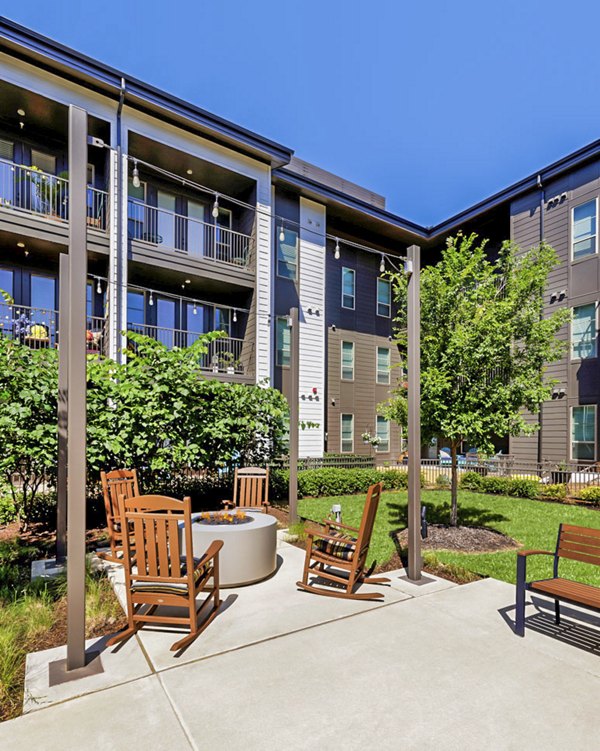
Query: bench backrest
xmin=557 ymin=524 xmax=600 ymax=569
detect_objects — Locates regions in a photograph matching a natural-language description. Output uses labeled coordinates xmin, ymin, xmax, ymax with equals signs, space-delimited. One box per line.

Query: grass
xmin=0 ymin=538 xmax=123 ymax=721
xmin=298 ymin=490 xmax=600 ymax=586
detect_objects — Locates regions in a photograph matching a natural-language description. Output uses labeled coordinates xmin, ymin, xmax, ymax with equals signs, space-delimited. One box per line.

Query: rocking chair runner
xmin=296 ymin=482 xmax=390 ymax=600
xmin=107 ymin=495 xmax=222 ymax=652
xmin=222 ymin=467 xmax=270 ymax=512
xmin=99 ymin=469 xmax=140 ymax=563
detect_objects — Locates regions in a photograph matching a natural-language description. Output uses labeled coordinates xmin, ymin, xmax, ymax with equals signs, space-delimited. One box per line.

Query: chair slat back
xmin=355 ymin=482 xmax=383 ymax=559
xmin=119 ymin=495 xmax=192 ymax=582
xmin=233 ymin=467 xmax=269 ymax=509
xmin=101 ymin=469 xmax=140 ymax=524
xmin=557 ymin=524 xmax=600 ymax=568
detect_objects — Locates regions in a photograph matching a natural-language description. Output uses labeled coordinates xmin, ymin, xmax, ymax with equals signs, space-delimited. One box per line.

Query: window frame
xmin=375 ymin=415 xmax=390 ymax=453
xmin=571 ymin=302 xmax=598 ymax=361
xmin=570 ymin=404 xmax=597 ymax=462
xmin=341 ymin=340 xmax=355 ymax=381
xmin=341 ymin=267 xmax=355 ymax=310
xmin=376 ymin=277 xmax=392 ymax=318
xmin=276 ymin=315 xmax=291 ymax=367
xmin=376 ymin=346 xmax=391 ymax=385
xmin=340 ymin=413 xmax=354 ymax=453
xmin=571 ymin=197 xmax=598 ymax=262
xmin=276 ymin=227 xmax=299 ymax=280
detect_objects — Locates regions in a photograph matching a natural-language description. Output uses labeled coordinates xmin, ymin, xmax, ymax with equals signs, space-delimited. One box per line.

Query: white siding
xmin=298 ymin=198 xmax=326 ymax=456
xmin=255 ymin=178 xmax=272 ymax=382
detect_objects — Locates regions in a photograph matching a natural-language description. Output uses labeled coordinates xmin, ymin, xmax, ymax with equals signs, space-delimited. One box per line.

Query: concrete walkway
xmin=3 ymin=539 xmax=600 ymax=750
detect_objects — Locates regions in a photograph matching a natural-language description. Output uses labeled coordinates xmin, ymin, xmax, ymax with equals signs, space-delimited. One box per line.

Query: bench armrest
xmin=517 ymin=550 xmax=554 ymax=558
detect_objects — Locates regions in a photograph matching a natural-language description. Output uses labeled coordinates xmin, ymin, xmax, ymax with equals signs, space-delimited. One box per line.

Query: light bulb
xmin=193 ymin=302 xmax=197 ymax=315
xmin=148 ymin=291 xmax=154 ymax=306
xmin=212 ymin=196 xmax=219 ymax=219
xmin=96 ymin=278 xmax=102 ymax=295
xmin=132 ymin=160 xmax=140 ymax=189
xmin=334 ymin=239 xmax=340 ymax=260
xmin=279 ymin=226 xmax=285 ymax=243
xmin=232 ymin=309 xmax=237 ymax=323
xmin=379 ymin=254 xmax=385 ymax=274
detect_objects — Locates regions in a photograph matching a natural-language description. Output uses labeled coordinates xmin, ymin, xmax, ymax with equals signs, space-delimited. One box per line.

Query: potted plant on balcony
xmin=26 ymin=166 xmax=69 ymax=219
xmin=219 ymin=351 xmax=239 ymax=375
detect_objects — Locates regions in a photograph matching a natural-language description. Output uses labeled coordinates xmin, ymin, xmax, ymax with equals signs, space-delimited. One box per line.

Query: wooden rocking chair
xmin=296 ymin=482 xmax=390 ymax=600
xmin=99 ymin=469 xmax=140 ymax=563
xmin=222 ymin=467 xmax=270 ymax=512
xmin=107 ymin=495 xmax=222 ymax=652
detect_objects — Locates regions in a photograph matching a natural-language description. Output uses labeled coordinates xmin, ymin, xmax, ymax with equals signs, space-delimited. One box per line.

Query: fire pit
xmin=181 ymin=510 xmax=277 ymax=587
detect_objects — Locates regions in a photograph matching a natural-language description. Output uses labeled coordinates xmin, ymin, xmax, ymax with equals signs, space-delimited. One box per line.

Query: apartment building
xmin=0 ymin=18 xmax=599 ymax=466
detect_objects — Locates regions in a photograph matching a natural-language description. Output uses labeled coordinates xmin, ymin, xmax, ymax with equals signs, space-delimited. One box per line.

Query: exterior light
xmin=193 ymin=302 xmax=197 ymax=315
xmin=186 ymin=169 xmax=193 ymax=175
xmin=379 ymin=254 xmax=385 ymax=274
xmin=334 ymin=238 xmax=340 ymax=260
xmin=185 ymin=279 xmax=191 ymax=284
xmin=17 ymin=108 xmax=25 ymax=116
xmin=132 ymin=160 xmax=140 ymax=189
xmin=96 ymin=278 xmax=102 ymax=294
xmin=404 ymin=259 xmax=413 ymax=275
xmin=24 ymin=249 xmax=29 ymax=256
xmin=148 ymin=290 xmax=154 ymax=306
xmin=212 ymin=196 xmax=220 ymax=219
xmin=232 ymin=309 xmax=237 ymax=322
xmin=17 ymin=242 xmax=25 ymax=248
xmin=279 ymin=225 xmax=285 ymax=243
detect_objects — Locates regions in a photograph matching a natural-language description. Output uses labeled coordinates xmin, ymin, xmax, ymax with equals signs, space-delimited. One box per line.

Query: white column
xmin=298 ymin=198 xmax=326 ymax=457
xmin=255 ymin=175 xmax=272 ymax=382
xmin=107 ymin=149 xmax=119 ymax=361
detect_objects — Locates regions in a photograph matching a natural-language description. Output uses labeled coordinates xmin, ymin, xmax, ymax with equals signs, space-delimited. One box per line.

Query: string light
xmin=193 ymin=301 xmax=197 ymax=315
xmin=279 ymin=225 xmax=285 ymax=243
xmin=96 ymin=278 xmax=102 ymax=294
xmin=212 ymin=195 xmax=220 ymax=219
xmin=132 ymin=160 xmax=140 ymax=189
xmin=334 ymin=238 xmax=340 ymax=260
xmin=148 ymin=290 xmax=154 ymax=306
xmin=232 ymin=309 xmax=237 ymax=323
xmin=379 ymin=254 xmax=385 ymax=274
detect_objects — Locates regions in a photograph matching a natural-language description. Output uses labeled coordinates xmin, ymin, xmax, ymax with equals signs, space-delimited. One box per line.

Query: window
xmin=276 ymin=316 xmax=291 ymax=366
xmin=377 ymin=347 xmax=391 ymax=384
xmin=277 ymin=228 xmax=298 ymax=280
xmin=127 ymin=290 xmax=145 ymax=328
xmin=341 ymin=341 xmax=355 ymax=380
xmin=376 ymin=416 xmax=390 ymax=453
xmin=572 ymin=200 xmax=597 ymax=260
xmin=0 ymin=140 xmax=14 ymax=205
xmin=377 ymin=278 xmax=391 ymax=317
xmin=30 ymin=275 xmax=56 ymax=312
xmin=572 ymin=303 xmax=597 ymax=359
xmin=0 ymin=138 xmax=13 ymax=161
xmin=572 ymin=405 xmax=596 ymax=461
xmin=215 ymin=308 xmax=231 ymax=335
xmin=0 ymin=268 xmax=13 ymax=324
xmin=341 ymin=414 xmax=354 ymax=453
xmin=342 ymin=267 xmax=355 ymax=309
xmin=186 ymin=302 xmax=206 ymax=346
xmin=31 ymin=150 xmax=56 ymax=175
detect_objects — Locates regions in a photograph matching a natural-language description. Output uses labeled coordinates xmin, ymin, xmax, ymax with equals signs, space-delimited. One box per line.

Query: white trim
xmin=341 ymin=267 xmax=355 ymax=310
xmin=276 ymin=226 xmax=299 ymax=281
xmin=376 ymin=345 xmax=391 ymax=385
xmin=341 ymin=413 xmax=354 ymax=453
xmin=275 ymin=315 xmax=291 ymax=367
xmin=341 ymin=340 xmax=355 ymax=381
xmin=570 ymin=301 xmax=598 ymax=361
xmin=571 ymin=196 xmax=598 ymax=262
xmin=375 ymin=415 xmax=390 ymax=453
xmin=376 ymin=277 xmax=392 ymax=318
xmin=570 ymin=404 xmax=597 ymax=462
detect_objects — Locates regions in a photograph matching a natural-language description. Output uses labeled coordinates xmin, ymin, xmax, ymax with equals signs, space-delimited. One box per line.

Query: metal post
xmin=56 ymin=254 xmax=69 ymax=563
xmin=288 ymin=307 xmax=300 ymax=524
xmin=66 ymin=105 xmax=89 ymax=671
xmin=406 ymin=245 xmax=422 ymax=581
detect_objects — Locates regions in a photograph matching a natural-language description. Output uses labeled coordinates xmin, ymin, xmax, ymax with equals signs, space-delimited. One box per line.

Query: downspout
xmin=537 ymin=173 xmax=545 ymax=466
xmin=116 ymin=78 xmax=126 ymax=363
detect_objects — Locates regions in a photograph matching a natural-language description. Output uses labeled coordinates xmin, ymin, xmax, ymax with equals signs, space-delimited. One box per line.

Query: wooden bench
xmin=515 ymin=523 xmax=600 ymax=636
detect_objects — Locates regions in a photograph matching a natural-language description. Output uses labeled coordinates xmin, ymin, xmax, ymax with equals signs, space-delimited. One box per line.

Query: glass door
xmin=157 ymin=191 xmax=176 ymax=250
xmin=29 ymin=274 xmax=56 ymax=345
xmin=187 ymin=200 xmax=205 ymax=257
xmin=156 ymin=297 xmax=176 ymax=348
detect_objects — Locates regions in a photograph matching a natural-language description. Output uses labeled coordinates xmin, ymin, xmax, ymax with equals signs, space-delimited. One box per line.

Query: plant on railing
xmin=25 ymin=166 xmax=69 ymax=216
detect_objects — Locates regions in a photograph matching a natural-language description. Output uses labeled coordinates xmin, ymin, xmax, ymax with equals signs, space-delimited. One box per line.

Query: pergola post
xmin=406 ymin=244 xmax=422 ymax=581
xmin=56 ymin=254 xmax=69 ymax=563
xmin=288 ymin=306 xmax=300 ymax=524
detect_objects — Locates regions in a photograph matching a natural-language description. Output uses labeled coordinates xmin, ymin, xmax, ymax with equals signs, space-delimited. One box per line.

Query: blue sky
xmin=7 ymin=1 xmax=600 ymax=226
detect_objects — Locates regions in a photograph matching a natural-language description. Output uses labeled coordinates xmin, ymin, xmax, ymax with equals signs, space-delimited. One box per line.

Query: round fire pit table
xmin=181 ymin=511 xmax=277 ymax=587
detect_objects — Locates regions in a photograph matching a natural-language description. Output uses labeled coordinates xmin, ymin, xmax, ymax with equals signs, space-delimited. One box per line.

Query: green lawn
xmin=298 ymin=490 xmax=600 ymax=586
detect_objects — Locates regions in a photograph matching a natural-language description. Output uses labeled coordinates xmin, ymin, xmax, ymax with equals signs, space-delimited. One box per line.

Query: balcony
xmin=0 ymin=302 xmax=107 ymax=354
xmin=0 ymin=159 xmax=109 ymax=231
xmin=127 ymin=199 xmax=253 ymax=269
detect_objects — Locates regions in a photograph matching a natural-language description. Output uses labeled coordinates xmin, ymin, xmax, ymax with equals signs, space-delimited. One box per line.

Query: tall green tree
xmin=379 ymin=233 xmax=571 ymax=525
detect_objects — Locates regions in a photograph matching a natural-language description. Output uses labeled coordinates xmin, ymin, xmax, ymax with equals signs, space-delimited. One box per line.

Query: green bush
xmin=436 ymin=474 xmax=451 ymax=488
xmin=0 ymin=495 xmax=16 ymax=526
xmin=580 ymin=486 xmax=600 ymax=505
xmin=460 ymin=471 xmax=484 ymax=491
xmin=539 ymin=483 xmax=567 ymax=501
xmin=506 ymin=478 xmax=540 ymax=499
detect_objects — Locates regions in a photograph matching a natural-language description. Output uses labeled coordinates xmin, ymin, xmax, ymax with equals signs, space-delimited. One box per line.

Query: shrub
xmin=436 ymin=474 xmax=451 ymax=488
xmin=0 ymin=495 xmax=16 ymax=526
xmin=539 ymin=483 xmax=567 ymax=501
xmin=460 ymin=471 xmax=484 ymax=491
xmin=507 ymin=478 xmax=540 ymax=499
xmin=580 ymin=486 xmax=600 ymax=505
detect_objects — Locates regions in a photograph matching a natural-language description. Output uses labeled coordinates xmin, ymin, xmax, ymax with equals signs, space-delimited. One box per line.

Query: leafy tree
xmin=379 ymin=234 xmax=571 ymax=525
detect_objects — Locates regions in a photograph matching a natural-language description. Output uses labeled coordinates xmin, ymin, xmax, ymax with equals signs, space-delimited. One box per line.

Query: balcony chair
xmin=107 ymin=494 xmax=222 ymax=652
xmin=296 ymin=482 xmax=390 ymax=600
xmin=222 ymin=467 xmax=270 ymax=513
xmin=99 ymin=469 xmax=140 ymax=563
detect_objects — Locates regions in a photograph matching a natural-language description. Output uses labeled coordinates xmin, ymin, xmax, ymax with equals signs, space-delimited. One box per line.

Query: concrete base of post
xmin=48 ymin=650 xmax=104 ymax=687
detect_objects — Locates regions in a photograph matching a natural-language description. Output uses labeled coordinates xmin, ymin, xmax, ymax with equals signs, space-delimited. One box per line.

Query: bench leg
xmin=555 ymin=599 xmax=560 ymax=626
xmin=515 ymin=555 xmax=527 ymax=637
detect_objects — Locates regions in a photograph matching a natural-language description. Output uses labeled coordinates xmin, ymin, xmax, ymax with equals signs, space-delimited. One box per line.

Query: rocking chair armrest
xmin=517 ymin=549 xmax=554 ymax=558
xmin=324 ymin=519 xmax=359 ymax=534
xmin=306 ymin=530 xmax=357 ymax=545
xmin=196 ymin=540 xmax=224 ymax=568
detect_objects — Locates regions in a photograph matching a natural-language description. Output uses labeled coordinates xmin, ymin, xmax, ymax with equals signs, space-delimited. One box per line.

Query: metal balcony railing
xmin=126 ymin=322 xmax=247 ymax=373
xmin=0 ymin=159 xmax=109 ymax=230
xmin=127 ymin=199 xmax=252 ymax=268
xmin=0 ymin=302 xmax=107 ymax=354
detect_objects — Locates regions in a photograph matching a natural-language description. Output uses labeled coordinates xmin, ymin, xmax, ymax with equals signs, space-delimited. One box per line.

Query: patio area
xmin=3 ymin=533 xmax=600 ymax=750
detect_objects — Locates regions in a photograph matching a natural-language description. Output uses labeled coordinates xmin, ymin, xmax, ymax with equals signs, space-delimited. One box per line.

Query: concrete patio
xmin=3 ymin=536 xmax=600 ymax=750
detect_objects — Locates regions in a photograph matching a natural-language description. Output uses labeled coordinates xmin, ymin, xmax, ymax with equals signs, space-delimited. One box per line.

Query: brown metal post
xmin=406 ymin=244 xmax=422 ymax=581
xmin=66 ymin=105 xmax=88 ymax=671
xmin=288 ymin=307 xmax=300 ymax=524
xmin=56 ymin=254 xmax=69 ymax=562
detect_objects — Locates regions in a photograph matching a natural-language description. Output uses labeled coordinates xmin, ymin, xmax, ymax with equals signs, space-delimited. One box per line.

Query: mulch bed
xmin=396 ymin=523 xmax=519 ymax=553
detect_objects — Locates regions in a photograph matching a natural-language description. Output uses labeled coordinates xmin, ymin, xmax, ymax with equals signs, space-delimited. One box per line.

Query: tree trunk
xmin=450 ymin=442 xmax=459 ymax=526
